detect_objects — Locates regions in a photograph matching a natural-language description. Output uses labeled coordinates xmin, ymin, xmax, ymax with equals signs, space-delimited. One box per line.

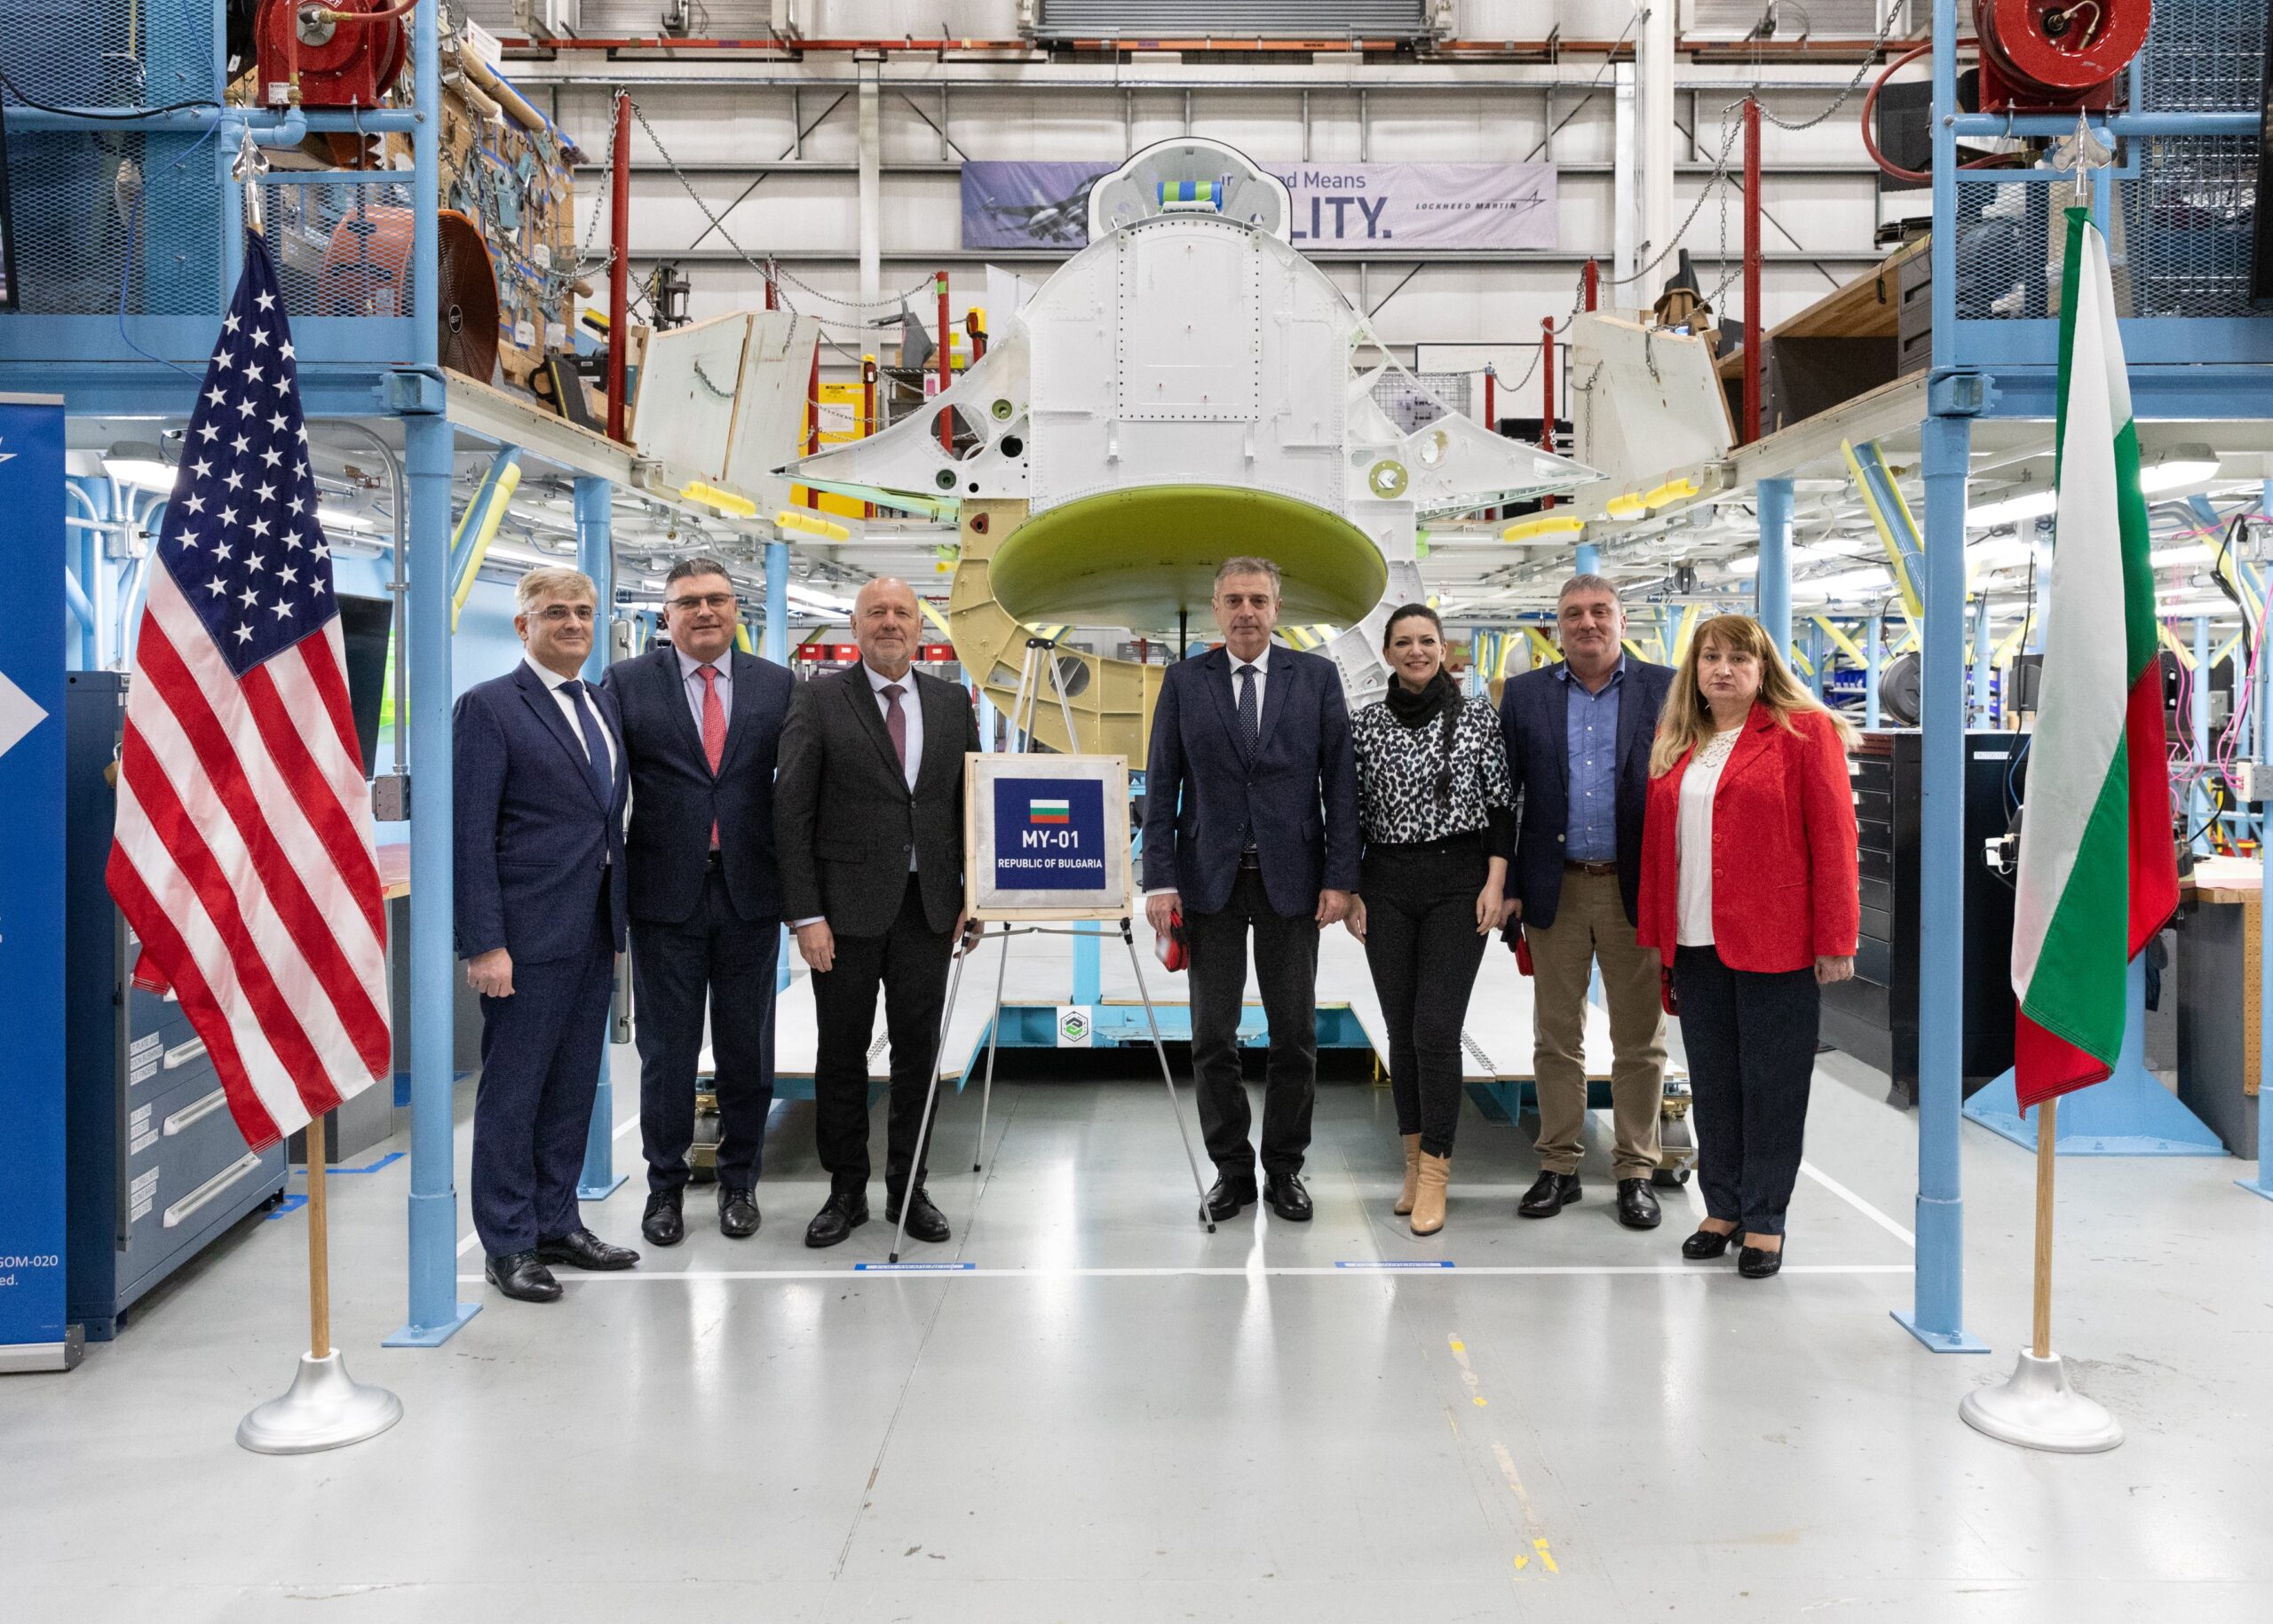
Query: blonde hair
xmin=516 ymin=566 xmax=597 ymax=614
xmin=1650 ymin=612 xmax=1857 ymax=777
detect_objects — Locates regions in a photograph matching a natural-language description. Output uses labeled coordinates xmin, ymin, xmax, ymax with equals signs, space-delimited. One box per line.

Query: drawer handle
xmin=163 ymin=1088 xmax=229 ymax=1135
xmin=162 ymin=1036 xmax=208 ymax=1069
xmin=162 ymin=1152 xmax=263 ymax=1229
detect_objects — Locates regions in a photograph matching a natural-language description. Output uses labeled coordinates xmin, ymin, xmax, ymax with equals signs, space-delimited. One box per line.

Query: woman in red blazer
xmin=1636 ymin=614 xmax=1858 ymax=1279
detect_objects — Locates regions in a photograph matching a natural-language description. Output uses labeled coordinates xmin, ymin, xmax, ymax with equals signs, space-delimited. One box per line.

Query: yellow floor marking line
xmin=1447 ymin=1332 xmax=1487 ymax=1406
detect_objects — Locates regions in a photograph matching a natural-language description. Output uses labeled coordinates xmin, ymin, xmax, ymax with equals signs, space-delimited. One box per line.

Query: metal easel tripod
xmin=887 ymin=639 xmax=1217 ymax=1262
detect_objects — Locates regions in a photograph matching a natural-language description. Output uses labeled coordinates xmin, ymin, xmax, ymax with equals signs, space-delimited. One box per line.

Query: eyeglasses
xmin=531 ymin=603 xmax=595 ymax=624
xmin=666 ymin=592 xmax=737 ymax=614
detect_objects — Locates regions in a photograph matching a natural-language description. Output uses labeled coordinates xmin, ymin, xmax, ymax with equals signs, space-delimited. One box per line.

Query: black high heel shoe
xmin=1681 ymin=1221 xmax=1739 ymax=1261
xmin=1738 ymin=1240 xmax=1785 ymax=1279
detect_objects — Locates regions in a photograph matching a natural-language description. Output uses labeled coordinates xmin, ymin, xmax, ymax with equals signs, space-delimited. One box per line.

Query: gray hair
xmin=516 ymin=566 xmax=597 ymax=614
xmin=664 ymin=556 xmax=737 ymax=591
xmin=1213 ymin=556 xmax=1282 ymax=595
xmin=1556 ymin=572 xmax=1620 ymax=606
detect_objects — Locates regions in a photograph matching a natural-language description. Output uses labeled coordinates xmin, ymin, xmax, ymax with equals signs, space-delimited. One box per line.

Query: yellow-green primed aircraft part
xmin=986 ymin=485 xmax=1389 ymax=628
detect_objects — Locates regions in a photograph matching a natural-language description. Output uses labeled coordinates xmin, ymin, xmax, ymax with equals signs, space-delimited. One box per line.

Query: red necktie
xmin=883 ymin=683 xmax=908 ymax=774
xmin=699 ymin=664 xmax=725 ymax=849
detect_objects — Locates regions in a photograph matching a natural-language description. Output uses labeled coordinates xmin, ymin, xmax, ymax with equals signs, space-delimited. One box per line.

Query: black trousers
xmin=1186 ymin=865 xmax=1320 ymax=1183
xmin=631 ymin=864 xmax=780 ymax=1197
xmin=471 ymin=883 xmax=614 ymax=1258
xmin=1673 ymin=944 xmax=1818 ymax=1236
xmin=811 ymin=875 xmax=953 ymax=1200
xmin=1361 ymin=836 xmax=1492 ymax=1158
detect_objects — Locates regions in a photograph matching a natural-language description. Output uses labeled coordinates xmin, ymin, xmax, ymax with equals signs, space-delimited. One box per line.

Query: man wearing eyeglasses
xmin=455 ymin=566 xmax=639 ymax=1303
xmin=604 ymin=557 xmax=795 ymax=1248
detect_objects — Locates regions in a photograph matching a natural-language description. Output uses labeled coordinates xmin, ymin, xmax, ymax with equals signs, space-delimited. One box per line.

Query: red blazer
xmin=1636 ymin=702 xmax=1860 ymax=974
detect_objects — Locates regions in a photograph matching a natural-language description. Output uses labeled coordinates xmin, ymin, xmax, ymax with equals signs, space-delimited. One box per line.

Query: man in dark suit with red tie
xmin=774 ymin=577 xmax=980 ymax=1249
xmin=606 ymin=558 xmax=795 ymax=1248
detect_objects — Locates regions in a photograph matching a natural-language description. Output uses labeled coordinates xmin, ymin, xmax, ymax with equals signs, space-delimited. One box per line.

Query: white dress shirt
xmin=674 ymin=645 xmax=733 ymax=738
xmin=1675 ymin=727 xmax=1742 ymax=947
xmin=524 ymin=653 xmax=619 ymax=782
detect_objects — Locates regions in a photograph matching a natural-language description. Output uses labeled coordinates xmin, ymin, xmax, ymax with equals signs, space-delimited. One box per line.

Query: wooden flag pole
xmin=235 ymin=1105 xmax=400 ymax=1453
xmin=2031 ymin=1096 xmax=2057 ymax=1359
xmin=309 ymin=1105 xmax=334 ymax=1355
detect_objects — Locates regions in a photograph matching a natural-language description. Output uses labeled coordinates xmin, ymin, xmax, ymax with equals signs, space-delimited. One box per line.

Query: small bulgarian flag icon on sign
xmin=1029 ymin=798 xmax=1070 ymax=825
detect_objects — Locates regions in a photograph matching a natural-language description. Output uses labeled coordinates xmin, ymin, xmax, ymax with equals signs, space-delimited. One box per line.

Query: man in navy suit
xmin=605 ymin=557 xmax=794 ymax=1248
xmin=455 ymin=566 xmax=640 ymax=1303
xmin=1142 ymin=557 xmax=1360 ymax=1223
xmin=1497 ymin=574 xmax=1676 ymax=1231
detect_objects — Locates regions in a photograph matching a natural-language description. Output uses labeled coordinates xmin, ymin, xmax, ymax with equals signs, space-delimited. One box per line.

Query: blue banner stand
xmin=0 ymin=395 xmax=77 ymax=1374
xmin=1964 ymin=958 xmax=2226 ymax=1155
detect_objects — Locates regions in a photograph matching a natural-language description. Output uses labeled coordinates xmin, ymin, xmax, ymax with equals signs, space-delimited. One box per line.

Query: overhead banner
xmin=0 ymin=393 xmax=68 ymax=1371
xmin=962 ymin=161 xmax=1557 ymax=252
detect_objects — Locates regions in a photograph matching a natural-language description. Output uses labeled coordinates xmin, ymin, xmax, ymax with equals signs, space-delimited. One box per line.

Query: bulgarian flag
xmin=2009 ymin=210 xmax=2180 ymax=1108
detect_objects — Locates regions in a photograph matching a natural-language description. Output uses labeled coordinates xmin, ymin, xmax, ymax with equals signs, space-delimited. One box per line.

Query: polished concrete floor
xmin=5 ymin=1040 xmax=2271 ymax=1622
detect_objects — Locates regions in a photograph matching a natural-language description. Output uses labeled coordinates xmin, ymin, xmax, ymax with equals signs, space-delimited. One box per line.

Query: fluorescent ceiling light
xmin=1810 ymin=566 xmax=1895 ymax=594
xmin=317 ymin=506 xmax=376 ymax=532
xmin=786 ymin=583 xmax=854 ymax=614
xmin=1968 ymin=487 xmax=2058 ymax=529
xmin=102 ymin=456 xmax=177 ymax=489
xmin=2139 ymin=444 xmax=2221 ymax=494
xmin=1728 ymin=555 xmax=1759 ymax=575
xmin=1969 ymin=536 xmax=2033 ymax=570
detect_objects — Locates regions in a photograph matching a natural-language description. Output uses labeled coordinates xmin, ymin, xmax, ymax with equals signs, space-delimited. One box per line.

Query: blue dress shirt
xmin=1559 ymin=656 xmax=1624 ymax=862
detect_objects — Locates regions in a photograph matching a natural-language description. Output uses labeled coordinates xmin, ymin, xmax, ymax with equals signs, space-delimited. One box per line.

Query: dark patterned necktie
xmin=883 ymin=683 xmax=909 ymax=773
xmin=1236 ymin=664 xmax=1260 ymax=756
xmin=557 ymin=678 xmax=613 ymax=807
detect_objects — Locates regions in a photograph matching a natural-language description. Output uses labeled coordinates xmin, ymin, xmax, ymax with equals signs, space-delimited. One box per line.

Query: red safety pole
xmin=1742 ymin=97 xmax=1763 ymax=446
xmin=1538 ymin=318 xmax=1556 ymax=454
xmin=804 ymin=345 xmax=821 ymax=509
xmin=861 ymin=355 xmax=878 ymax=519
xmin=1483 ymin=365 xmax=1496 ymax=434
xmin=936 ymin=269 xmax=953 ymax=451
xmin=1582 ymin=257 xmax=1599 ymax=313
xmin=764 ymin=258 xmax=778 ymax=310
xmin=606 ymin=91 xmax=632 ymax=442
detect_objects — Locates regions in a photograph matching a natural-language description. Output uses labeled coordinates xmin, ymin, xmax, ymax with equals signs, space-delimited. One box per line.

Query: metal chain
xmin=1751 ymin=9 xmax=1899 ymax=132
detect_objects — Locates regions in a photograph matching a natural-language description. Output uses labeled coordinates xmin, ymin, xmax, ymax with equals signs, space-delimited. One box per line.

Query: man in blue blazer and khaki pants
xmin=1498 ymin=573 xmax=1675 ymax=1232
xmin=455 ymin=566 xmax=641 ymax=1303
xmin=1143 ymin=557 xmax=1360 ymax=1223
xmin=605 ymin=556 xmax=795 ymax=1248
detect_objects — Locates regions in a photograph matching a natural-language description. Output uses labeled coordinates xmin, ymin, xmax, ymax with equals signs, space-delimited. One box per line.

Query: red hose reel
xmin=254 ymin=0 xmax=409 ymax=109
xmin=1974 ymin=0 xmax=2154 ymax=113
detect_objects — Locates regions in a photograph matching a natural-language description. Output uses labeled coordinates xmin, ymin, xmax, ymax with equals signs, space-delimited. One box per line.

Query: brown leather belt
xmin=1564 ymin=860 xmax=1617 ymax=877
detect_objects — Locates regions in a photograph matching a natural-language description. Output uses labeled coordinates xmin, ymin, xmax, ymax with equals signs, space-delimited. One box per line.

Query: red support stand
xmin=936 ymin=270 xmax=953 ymax=451
xmin=1742 ymin=97 xmax=1763 ymax=447
xmin=605 ymin=91 xmax=632 ymax=443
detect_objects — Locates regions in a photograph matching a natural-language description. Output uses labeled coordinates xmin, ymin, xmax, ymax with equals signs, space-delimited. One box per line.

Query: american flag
xmin=104 ymin=230 xmax=391 ymax=1151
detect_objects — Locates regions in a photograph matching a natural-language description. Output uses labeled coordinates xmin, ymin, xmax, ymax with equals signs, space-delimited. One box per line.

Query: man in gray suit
xmin=774 ymin=577 xmax=980 ymax=1249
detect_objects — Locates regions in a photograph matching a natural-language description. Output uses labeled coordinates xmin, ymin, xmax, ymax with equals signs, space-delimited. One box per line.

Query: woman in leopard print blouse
xmin=1345 ymin=604 xmax=1517 ymax=1238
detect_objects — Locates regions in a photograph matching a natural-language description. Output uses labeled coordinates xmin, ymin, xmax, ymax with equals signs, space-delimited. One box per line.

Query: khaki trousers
xmin=1525 ymin=867 xmax=1667 ymax=1179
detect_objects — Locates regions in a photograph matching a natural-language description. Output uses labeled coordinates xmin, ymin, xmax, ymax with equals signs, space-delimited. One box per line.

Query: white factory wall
xmin=487 ymin=4 xmax=1893 ymax=377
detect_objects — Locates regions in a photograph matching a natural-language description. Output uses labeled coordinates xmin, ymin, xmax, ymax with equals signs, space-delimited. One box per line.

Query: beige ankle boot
xmin=1395 ymin=1134 xmax=1422 ymax=1216
xmin=1411 ymin=1153 xmax=1451 ymax=1236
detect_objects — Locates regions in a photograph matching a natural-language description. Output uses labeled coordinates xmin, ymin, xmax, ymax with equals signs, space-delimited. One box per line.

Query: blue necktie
xmin=557 ymin=678 xmax=614 ymax=808
xmin=1236 ymin=663 xmax=1261 ymax=757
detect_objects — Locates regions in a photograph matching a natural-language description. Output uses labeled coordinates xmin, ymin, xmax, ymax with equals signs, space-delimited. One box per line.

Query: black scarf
xmin=1385 ymin=671 xmax=1461 ymax=804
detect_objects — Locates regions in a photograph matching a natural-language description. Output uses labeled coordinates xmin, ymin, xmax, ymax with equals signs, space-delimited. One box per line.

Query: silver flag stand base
xmin=237 ymin=1352 xmax=404 ymax=1455
xmin=1959 ymin=1350 xmax=2123 ymax=1454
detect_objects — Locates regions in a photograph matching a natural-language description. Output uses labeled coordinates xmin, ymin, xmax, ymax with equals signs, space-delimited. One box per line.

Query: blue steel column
xmin=574 ymin=478 xmax=626 ymax=1200
xmin=385 ymin=0 xmax=478 ymax=1349
xmin=1896 ymin=408 xmax=1986 ymax=1352
xmin=386 ymin=414 xmax=479 ymax=1347
xmin=1574 ymin=542 xmax=1600 ymax=578
xmin=1865 ymin=614 xmax=1883 ymax=728
xmin=1756 ymin=477 xmax=1794 ymax=657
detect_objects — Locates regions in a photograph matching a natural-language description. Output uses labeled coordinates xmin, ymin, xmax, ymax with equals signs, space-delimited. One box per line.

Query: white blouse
xmin=1675 ymin=728 xmax=1744 ymax=947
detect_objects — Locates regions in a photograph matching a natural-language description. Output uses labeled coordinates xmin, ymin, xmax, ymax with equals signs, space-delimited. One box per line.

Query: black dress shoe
xmin=1681 ymin=1223 xmax=1738 ymax=1261
xmin=485 ymin=1250 xmax=562 ymax=1303
xmin=1738 ymin=1241 xmax=1785 ymax=1279
xmin=718 ymin=1185 xmax=761 ymax=1240
xmin=1517 ymin=1170 xmax=1582 ymax=1218
xmin=804 ymin=1192 xmax=870 ymax=1248
xmin=1615 ymin=1177 xmax=1663 ymax=1230
xmin=536 ymin=1227 xmax=641 ymax=1271
xmin=1263 ymin=1171 xmax=1313 ymax=1222
xmin=642 ymin=1192 xmax=685 ymax=1248
xmin=886 ymin=1185 xmax=951 ymax=1244
xmin=1205 ymin=1176 xmax=1258 ymax=1220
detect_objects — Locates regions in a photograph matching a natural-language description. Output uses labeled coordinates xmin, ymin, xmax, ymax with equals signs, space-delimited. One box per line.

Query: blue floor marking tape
xmin=854 ymin=1262 xmax=978 ymax=1272
xmin=264 ymin=1194 xmax=309 ymax=1221
xmin=289 ymin=1151 xmax=405 ymax=1176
